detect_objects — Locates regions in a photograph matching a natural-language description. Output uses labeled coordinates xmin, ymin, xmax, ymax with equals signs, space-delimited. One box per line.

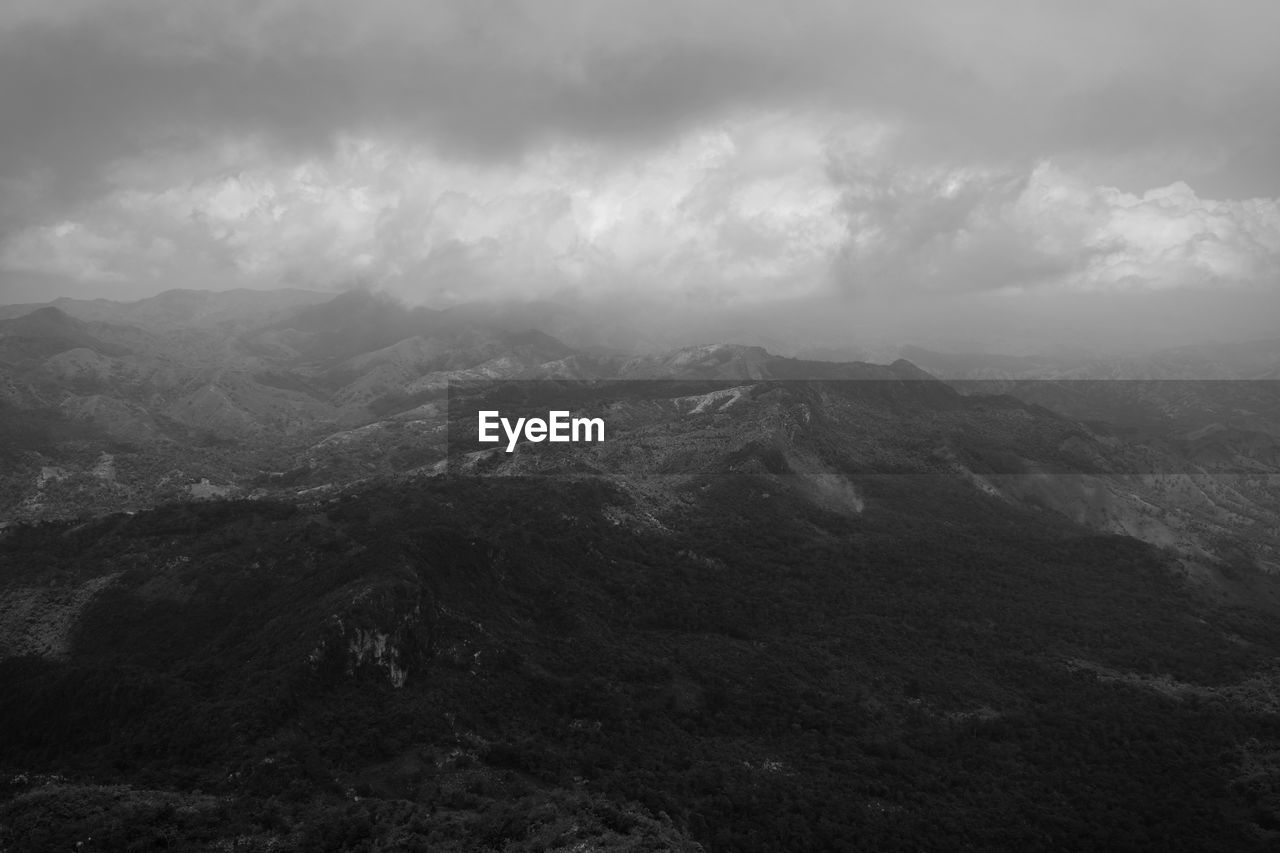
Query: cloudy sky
xmin=1 ymin=0 xmax=1278 ymax=351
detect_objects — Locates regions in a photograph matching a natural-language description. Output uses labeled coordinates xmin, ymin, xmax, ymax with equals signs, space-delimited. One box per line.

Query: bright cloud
xmin=0 ymin=115 xmax=853 ymax=304
xmin=832 ymin=158 xmax=1280 ymax=297
xmin=3 ymin=118 xmax=1278 ymax=310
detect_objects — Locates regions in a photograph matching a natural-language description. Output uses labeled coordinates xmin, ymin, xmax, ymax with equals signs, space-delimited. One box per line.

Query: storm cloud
xmin=1 ymin=0 xmax=1278 ymax=351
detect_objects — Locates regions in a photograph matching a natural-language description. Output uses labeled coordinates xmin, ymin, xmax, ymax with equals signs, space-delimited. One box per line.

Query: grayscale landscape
xmin=1 ymin=2 xmax=1279 ymax=851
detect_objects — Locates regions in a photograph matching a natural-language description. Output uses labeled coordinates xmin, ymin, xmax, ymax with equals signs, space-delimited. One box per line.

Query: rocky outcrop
xmin=308 ymin=583 xmax=435 ymax=688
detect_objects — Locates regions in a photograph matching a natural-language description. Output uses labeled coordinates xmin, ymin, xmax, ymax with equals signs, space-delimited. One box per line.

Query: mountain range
xmin=2 ymin=288 xmax=1277 ymax=577
xmin=3 ymin=288 xmax=1280 ymax=850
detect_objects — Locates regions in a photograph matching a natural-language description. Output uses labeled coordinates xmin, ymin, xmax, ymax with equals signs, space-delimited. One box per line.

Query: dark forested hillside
xmin=3 ymin=471 xmax=1280 ymax=851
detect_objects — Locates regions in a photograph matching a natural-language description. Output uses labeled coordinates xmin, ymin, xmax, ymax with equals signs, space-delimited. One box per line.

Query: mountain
xmin=4 ymin=290 xmax=1280 ymax=849
xmin=441 ymin=374 xmax=1280 ymax=580
xmin=898 ymin=343 xmax=1280 ymax=489
xmin=0 ymin=307 xmax=131 ymax=364
xmin=0 ymin=288 xmax=333 ymax=331
xmin=900 ymin=339 xmax=1280 ymax=382
xmin=438 ymin=298 xmax=631 ymax=353
xmin=2 ymin=290 xmax=1279 ymax=587
xmin=0 ymin=295 xmax=960 ymax=521
xmin=3 ymin=451 xmax=1280 ymax=849
xmin=0 ymin=291 xmax=593 ymax=519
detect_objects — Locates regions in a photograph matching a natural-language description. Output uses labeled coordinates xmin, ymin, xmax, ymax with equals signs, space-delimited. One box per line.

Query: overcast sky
xmin=1 ymin=0 xmax=1277 ymax=350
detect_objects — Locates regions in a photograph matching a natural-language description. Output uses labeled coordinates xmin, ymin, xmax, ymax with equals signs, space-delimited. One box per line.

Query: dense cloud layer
xmin=1 ymin=1 xmax=1278 ymax=351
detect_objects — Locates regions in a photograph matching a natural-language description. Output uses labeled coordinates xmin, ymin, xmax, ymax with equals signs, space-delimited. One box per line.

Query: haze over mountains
xmin=3 ymin=286 xmax=1279 ymax=585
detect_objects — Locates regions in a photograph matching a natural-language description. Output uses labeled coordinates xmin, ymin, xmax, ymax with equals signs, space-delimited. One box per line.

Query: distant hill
xmin=0 ymin=307 xmax=131 ymax=363
xmin=0 ymin=287 xmax=332 ymax=330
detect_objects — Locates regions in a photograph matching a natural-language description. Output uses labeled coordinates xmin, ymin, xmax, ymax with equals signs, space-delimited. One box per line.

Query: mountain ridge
xmin=2 ymin=288 xmax=1278 ymax=590
xmin=3 ymin=289 xmax=1280 ymax=850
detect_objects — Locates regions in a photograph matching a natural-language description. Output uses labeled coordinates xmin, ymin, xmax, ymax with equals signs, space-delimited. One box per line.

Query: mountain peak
xmin=888 ymin=358 xmax=936 ymax=380
xmin=11 ymin=305 xmax=81 ymax=330
xmin=0 ymin=305 xmax=129 ymax=361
